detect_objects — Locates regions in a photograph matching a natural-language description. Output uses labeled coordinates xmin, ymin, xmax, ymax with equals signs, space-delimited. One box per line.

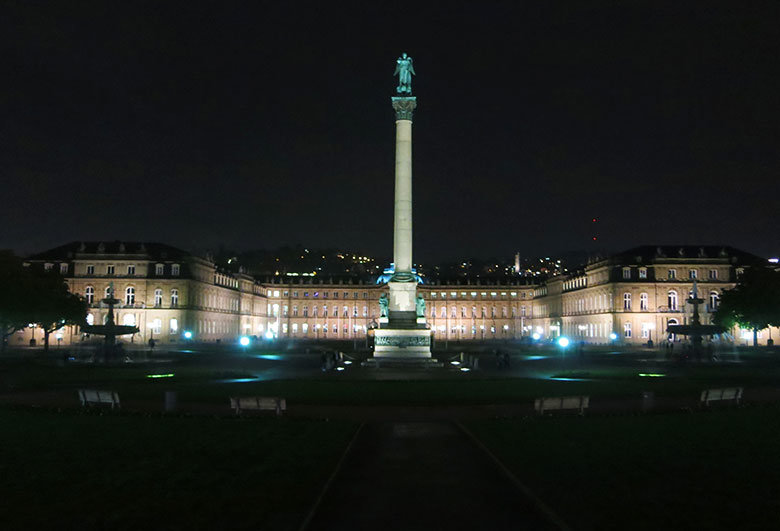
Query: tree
xmin=714 ymin=267 xmax=780 ymax=346
xmin=0 ymin=251 xmax=37 ymax=353
xmin=29 ymin=270 xmax=86 ymax=352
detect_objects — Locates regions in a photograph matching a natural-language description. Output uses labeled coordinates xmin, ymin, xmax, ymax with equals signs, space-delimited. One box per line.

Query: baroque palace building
xmin=14 ymin=241 xmax=777 ymax=347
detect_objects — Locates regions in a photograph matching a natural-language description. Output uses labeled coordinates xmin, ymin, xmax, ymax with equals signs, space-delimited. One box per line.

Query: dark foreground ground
xmin=1 ymin=343 xmax=779 ymax=530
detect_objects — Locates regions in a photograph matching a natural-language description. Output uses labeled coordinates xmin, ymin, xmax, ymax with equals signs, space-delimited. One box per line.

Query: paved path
xmin=304 ymin=421 xmax=559 ymax=531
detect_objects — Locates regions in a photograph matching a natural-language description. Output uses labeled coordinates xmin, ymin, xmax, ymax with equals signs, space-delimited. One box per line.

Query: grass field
xmin=468 ymin=405 xmax=780 ymax=531
xmin=0 ymin=407 xmax=357 ymax=531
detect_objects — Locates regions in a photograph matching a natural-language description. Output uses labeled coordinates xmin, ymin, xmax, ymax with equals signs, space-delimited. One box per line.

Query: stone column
xmin=391 ymin=97 xmax=416 ymax=278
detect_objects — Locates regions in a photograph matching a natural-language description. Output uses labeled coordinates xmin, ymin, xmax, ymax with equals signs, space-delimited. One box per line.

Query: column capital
xmin=391 ymin=96 xmax=417 ymax=120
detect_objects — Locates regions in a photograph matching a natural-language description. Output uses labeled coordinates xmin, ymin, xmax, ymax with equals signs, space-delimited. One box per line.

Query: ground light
xmin=183 ymin=331 xmax=193 ymax=339
xmin=146 ymin=373 xmax=174 ymax=379
xmin=531 ymin=332 xmax=541 ymax=341
xmin=239 ymin=336 xmax=250 ymax=347
xmin=609 ymin=332 xmax=618 ymax=341
xmin=557 ymin=336 xmax=570 ymax=348
xmin=639 ymin=373 xmax=666 ymax=377
xmin=264 ymin=330 xmax=274 ymax=340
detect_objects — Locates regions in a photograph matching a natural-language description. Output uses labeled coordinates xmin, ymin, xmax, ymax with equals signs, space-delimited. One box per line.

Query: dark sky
xmin=3 ymin=1 xmax=779 ymax=262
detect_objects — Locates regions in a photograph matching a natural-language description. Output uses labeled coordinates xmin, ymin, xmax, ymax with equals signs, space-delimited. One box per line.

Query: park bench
xmin=700 ymin=387 xmax=742 ymax=406
xmin=78 ymin=389 xmax=121 ymax=409
xmin=534 ymin=395 xmax=589 ymax=415
xmin=230 ymin=396 xmax=287 ymax=416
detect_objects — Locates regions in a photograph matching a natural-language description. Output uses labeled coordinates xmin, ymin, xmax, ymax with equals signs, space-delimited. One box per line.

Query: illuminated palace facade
xmin=14 ymin=242 xmax=776 ymax=347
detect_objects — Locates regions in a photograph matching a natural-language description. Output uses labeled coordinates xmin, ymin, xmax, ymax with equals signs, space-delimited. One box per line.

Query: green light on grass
xmin=638 ymin=373 xmax=665 ymax=378
xmin=146 ymin=373 xmax=175 ymax=379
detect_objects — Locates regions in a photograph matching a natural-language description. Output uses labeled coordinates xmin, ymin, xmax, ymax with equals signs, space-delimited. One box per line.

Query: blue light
xmin=264 ymin=330 xmax=274 ymax=340
xmin=557 ymin=337 xmax=570 ymax=348
xmin=239 ymin=336 xmax=250 ymax=347
xmin=183 ymin=331 xmax=193 ymax=339
xmin=609 ymin=332 xmax=618 ymax=341
xmin=531 ymin=332 xmax=541 ymax=341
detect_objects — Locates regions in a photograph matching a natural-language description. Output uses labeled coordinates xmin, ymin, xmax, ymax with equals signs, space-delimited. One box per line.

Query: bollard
xmin=641 ymin=391 xmax=654 ymax=413
xmin=164 ymin=391 xmax=177 ymax=412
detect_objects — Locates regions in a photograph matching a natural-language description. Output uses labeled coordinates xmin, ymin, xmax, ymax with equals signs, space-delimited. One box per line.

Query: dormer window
xmin=638 ymin=267 xmax=647 ymax=279
xmin=171 ymin=264 xmax=180 ymax=276
xmin=622 ymin=267 xmax=631 ymax=280
xmin=60 ymin=263 xmax=68 ymax=274
xmin=155 ymin=264 xmax=164 ymax=275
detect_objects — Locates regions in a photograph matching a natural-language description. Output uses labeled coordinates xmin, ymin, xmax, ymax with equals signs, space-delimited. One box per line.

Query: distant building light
xmin=769 ymin=258 xmax=779 ymax=263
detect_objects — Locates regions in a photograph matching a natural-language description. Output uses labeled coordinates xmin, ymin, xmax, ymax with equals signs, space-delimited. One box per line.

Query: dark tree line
xmin=0 ymin=251 xmax=87 ymax=353
xmin=714 ymin=267 xmax=780 ymax=346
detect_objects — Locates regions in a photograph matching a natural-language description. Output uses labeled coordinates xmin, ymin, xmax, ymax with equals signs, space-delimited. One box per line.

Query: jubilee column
xmin=369 ymin=53 xmax=435 ymax=364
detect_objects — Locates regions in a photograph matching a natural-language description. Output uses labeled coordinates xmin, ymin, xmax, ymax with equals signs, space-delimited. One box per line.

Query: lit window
xmin=170 ymin=318 xmax=178 ymax=333
xmin=155 ymin=264 xmax=164 ymax=275
xmin=152 ymin=318 xmax=162 ymax=334
xmin=171 ymin=289 xmax=179 ymax=307
xmin=85 ymin=286 xmax=94 ymax=304
xmin=44 ymin=263 xmax=53 ymax=271
xmin=623 ymin=293 xmax=632 ymax=310
xmin=623 ymin=267 xmax=631 ymax=279
xmin=125 ymin=287 xmax=135 ymax=305
xmin=60 ymin=263 xmax=68 ymax=274
xmin=154 ymin=288 xmax=163 ymax=307
xmin=624 ymin=322 xmax=632 ymax=338
xmin=641 ymin=323 xmax=650 ymax=338
xmin=639 ymin=267 xmax=647 ymax=279
xmin=640 ymin=293 xmax=648 ymax=311
xmin=668 ymin=290 xmax=678 ymax=311
xmin=709 ymin=291 xmax=719 ymax=311
xmin=274 ymin=290 xmax=280 ymax=297
xmin=123 ymin=314 xmax=136 ymax=326
xmin=171 ymin=264 xmax=180 ymax=276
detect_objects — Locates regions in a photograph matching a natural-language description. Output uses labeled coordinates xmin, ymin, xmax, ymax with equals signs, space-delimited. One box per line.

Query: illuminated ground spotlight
xmin=239 ymin=336 xmax=251 ymax=347
xmin=557 ymin=336 xmax=570 ymax=348
xmin=183 ymin=331 xmax=193 ymax=340
xmin=264 ymin=329 xmax=274 ymax=340
xmin=531 ymin=332 xmax=541 ymax=341
xmin=343 ymin=360 xmax=353 ymax=365
xmin=460 ymin=367 xmax=471 ymax=372
xmin=609 ymin=332 xmax=618 ymax=341
xmin=336 ymin=366 xmax=345 ymax=371
xmin=450 ymin=360 xmax=461 ymax=365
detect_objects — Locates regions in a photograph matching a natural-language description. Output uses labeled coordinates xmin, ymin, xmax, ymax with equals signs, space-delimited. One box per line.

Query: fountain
xmin=81 ymin=283 xmax=139 ymax=358
xmin=666 ymin=281 xmax=724 ymax=357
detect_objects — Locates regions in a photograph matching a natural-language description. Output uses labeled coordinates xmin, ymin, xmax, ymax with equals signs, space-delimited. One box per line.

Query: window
xmin=303 ymin=306 xmax=308 ymax=317
xmin=641 ymin=323 xmax=650 ymax=339
xmin=170 ymin=318 xmax=178 ymax=334
xmin=624 ymin=322 xmax=632 ymax=338
xmin=292 ymin=323 xmax=298 ymax=334
xmin=44 ymin=263 xmax=53 ymax=271
xmin=332 ymin=292 xmax=338 ymax=299
xmin=668 ymin=290 xmax=678 ymax=311
xmin=353 ymin=306 xmax=358 ymax=317
xmin=302 ymin=323 xmax=308 ymax=334
xmin=363 ymin=306 xmax=368 ymax=317
xmin=107 ymin=265 xmax=115 ymax=275
xmin=623 ymin=293 xmax=631 ymax=310
xmin=171 ymin=264 xmax=180 ymax=276
xmin=86 ymin=265 xmax=95 ymax=275
xmin=284 ymin=305 xmax=289 ymax=317
xmin=154 ymin=289 xmax=163 ymax=307
xmin=293 ymin=291 xmax=298 ymax=298
xmin=123 ymin=314 xmax=136 ymax=326
xmin=171 ymin=289 xmax=179 ymax=307
xmin=105 ymin=286 xmax=112 ymax=298
xmin=709 ymin=291 xmax=719 ymax=311
xmin=343 ymin=306 xmax=348 ymax=317
xmin=60 ymin=263 xmax=68 ymax=274
xmin=293 ymin=305 xmax=298 ymax=317
xmin=125 ymin=287 xmax=135 ymax=305
xmin=151 ymin=318 xmax=162 ymax=334
xmin=640 ymin=293 xmax=648 ymax=311
xmin=127 ymin=265 xmax=135 ymax=275
xmin=85 ymin=286 xmax=94 ymax=304
xmin=639 ymin=267 xmax=647 ymax=279
xmin=622 ymin=267 xmax=631 ymax=279
xmin=689 ymin=269 xmax=697 ymax=279
xmin=155 ymin=264 xmax=164 ymax=275
xmin=709 ymin=269 xmax=718 ymax=280
xmin=353 ymin=292 xmax=358 ymax=299
xmin=668 ymin=269 xmax=676 ymax=280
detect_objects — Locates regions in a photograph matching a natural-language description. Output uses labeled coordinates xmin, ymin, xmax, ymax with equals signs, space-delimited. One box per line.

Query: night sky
xmin=4 ymin=2 xmax=779 ymax=263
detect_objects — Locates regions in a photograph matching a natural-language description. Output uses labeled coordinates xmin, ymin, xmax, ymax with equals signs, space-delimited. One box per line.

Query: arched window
xmin=85 ymin=286 xmax=94 ymax=304
xmin=623 ymin=293 xmax=632 ymax=310
xmin=667 ymin=318 xmax=678 ymax=340
xmin=125 ymin=287 xmax=135 ymax=305
xmin=154 ymin=288 xmax=163 ymax=307
xmin=640 ymin=293 xmax=648 ymax=311
xmin=171 ymin=289 xmax=179 ymax=307
xmin=668 ymin=290 xmax=678 ymax=311
xmin=105 ymin=286 xmax=112 ymax=298
xmin=709 ymin=291 xmax=719 ymax=311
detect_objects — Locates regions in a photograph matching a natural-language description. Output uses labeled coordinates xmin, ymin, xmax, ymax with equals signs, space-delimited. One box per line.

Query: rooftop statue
xmin=394 ymin=53 xmax=415 ymax=95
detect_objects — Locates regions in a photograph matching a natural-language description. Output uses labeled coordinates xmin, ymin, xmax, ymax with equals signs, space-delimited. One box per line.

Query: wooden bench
xmin=230 ymin=396 xmax=287 ymax=416
xmin=700 ymin=387 xmax=742 ymax=406
xmin=78 ymin=389 xmax=120 ymax=409
xmin=534 ymin=396 xmax=589 ymax=415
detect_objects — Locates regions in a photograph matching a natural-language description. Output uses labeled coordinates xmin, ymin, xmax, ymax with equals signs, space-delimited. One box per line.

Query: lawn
xmin=0 ymin=407 xmax=357 ymax=531
xmin=468 ymin=406 xmax=780 ymax=531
